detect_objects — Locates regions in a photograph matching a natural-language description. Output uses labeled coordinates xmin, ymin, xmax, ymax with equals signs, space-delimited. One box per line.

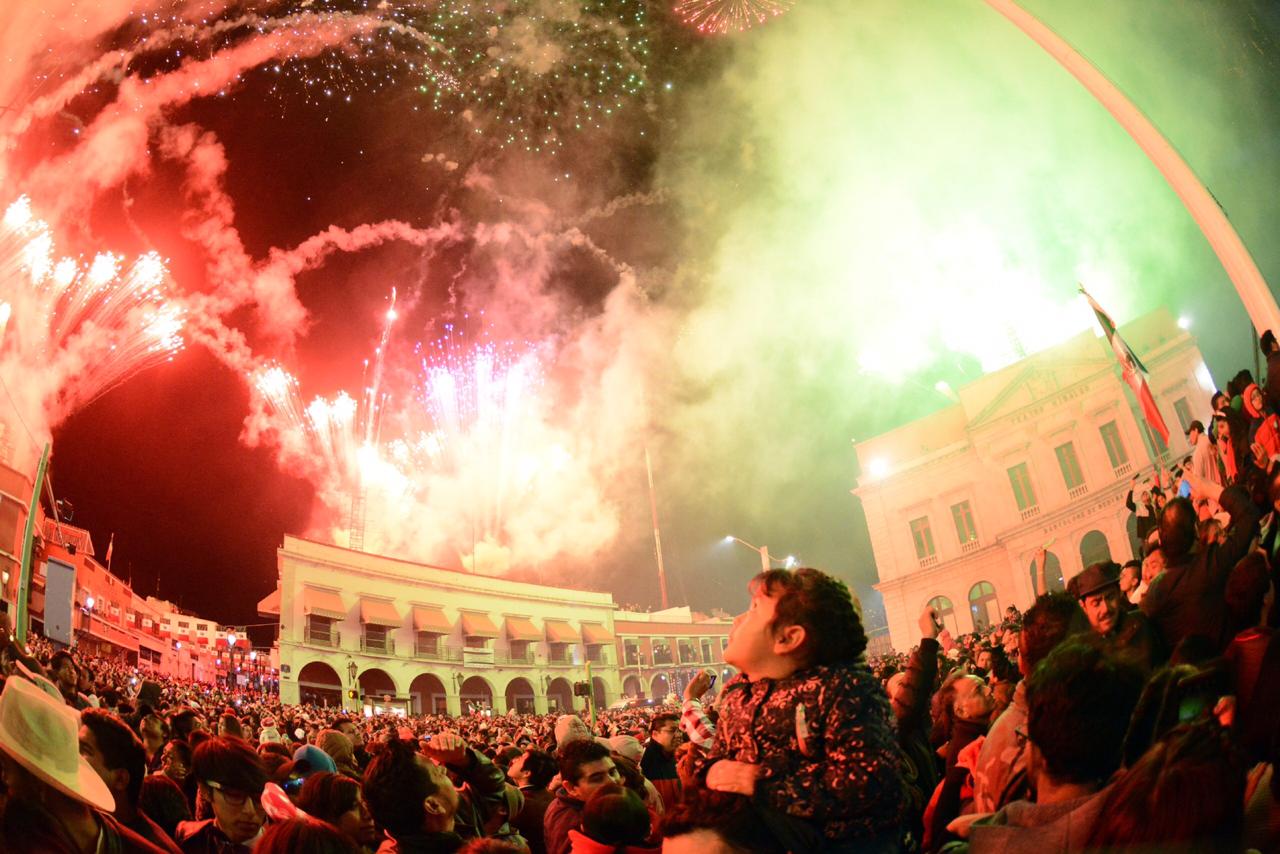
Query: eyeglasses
xmin=205 ymin=779 xmax=263 ymax=810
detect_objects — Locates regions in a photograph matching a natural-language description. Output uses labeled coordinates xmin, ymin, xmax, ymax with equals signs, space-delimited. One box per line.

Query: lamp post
xmin=723 ymin=536 xmax=796 ymax=572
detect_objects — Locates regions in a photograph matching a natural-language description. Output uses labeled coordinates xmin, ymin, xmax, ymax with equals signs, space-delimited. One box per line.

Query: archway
xmin=622 ymin=675 xmax=642 ymax=699
xmin=459 ymin=676 xmax=493 ymax=714
xmin=591 ymin=676 xmax=608 ymax=710
xmin=926 ymin=596 xmax=959 ymax=636
xmin=1028 ymin=551 xmax=1065 ymax=596
xmin=546 ymin=677 xmax=573 ymax=713
xmin=358 ymin=667 xmax=397 ymax=700
xmin=968 ymin=582 xmax=999 ymax=632
xmin=650 ymin=673 xmax=670 ymax=702
xmin=505 ymin=677 xmax=536 ymax=714
xmin=1079 ymin=530 xmax=1112 ymax=570
xmin=409 ymin=673 xmax=447 ymax=716
xmin=296 ymin=661 xmax=342 ymax=707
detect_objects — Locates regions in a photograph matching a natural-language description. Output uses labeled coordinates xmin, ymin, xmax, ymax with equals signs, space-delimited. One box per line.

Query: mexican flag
xmin=1080 ymin=287 xmax=1171 ymax=446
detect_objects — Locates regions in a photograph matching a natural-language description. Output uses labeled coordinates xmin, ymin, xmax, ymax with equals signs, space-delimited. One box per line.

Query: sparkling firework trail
xmin=0 ymin=196 xmax=185 ymax=447
xmin=674 ymin=0 xmax=797 ymax=35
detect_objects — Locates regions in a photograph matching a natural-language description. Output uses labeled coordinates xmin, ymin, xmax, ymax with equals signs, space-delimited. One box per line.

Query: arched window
xmin=927 ymin=596 xmax=958 ymax=636
xmin=1079 ymin=530 xmax=1112 ymax=569
xmin=1028 ymin=551 xmax=1065 ymax=595
xmin=969 ymin=582 xmax=999 ymax=632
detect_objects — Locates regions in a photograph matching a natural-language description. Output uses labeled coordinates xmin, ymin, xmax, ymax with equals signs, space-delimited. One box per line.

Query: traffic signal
xmin=572 ymin=681 xmax=590 ymax=697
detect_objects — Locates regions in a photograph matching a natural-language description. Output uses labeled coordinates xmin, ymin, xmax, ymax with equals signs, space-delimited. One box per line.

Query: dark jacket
xmin=174 ymin=819 xmax=257 ymax=854
xmin=895 ymin=637 xmax=942 ymax=851
xmin=124 ymin=810 xmax=182 ymax=854
xmin=374 ymin=830 xmax=465 ymax=854
xmin=1097 ymin=608 xmax=1164 ymax=672
xmin=516 ymin=785 xmax=555 ymax=854
xmin=1141 ymin=485 xmax=1261 ymax=653
xmin=443 ymin=747 xmax=509 ymax=840
xmin=1265 ymin=349 xmax=1280 ymax=412
xmin=942 ymin=785 xmax=1111 ymax=854
xmin=543 ymin=788 xmax=585 ymax=854
xmin=688 ymin=661 xmax=905 ymax=848
xmin=639 ymin=740 xmax=681 ymax=811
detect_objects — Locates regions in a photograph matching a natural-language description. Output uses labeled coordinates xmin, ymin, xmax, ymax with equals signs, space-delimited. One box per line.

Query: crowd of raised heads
xmin=5 ymin=339 xmax=1280 ymax=852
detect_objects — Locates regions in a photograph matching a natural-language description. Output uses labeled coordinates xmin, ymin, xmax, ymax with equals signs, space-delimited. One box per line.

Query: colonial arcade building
xmin=263 ymin=536 xmax=624 ymax=716
xmin=854 ymin=309 xmax=1215 ymax=652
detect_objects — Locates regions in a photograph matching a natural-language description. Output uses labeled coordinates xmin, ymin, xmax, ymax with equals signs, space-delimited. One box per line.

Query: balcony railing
xmin=585 ymin=648 xmax=612 ymax=665
xmin=960 ymin=539 xmax=981 ymax=554
xmin=414 ymin=642 xmax=461 ymax=662
xmin=1020 ymin=505 xmax=1041 ymax=521
xmin=918 ymin=553 xmax=939 ymax=568
xmin=495 ymin=650 xmax=536 ymax=666
xmin=1068 ymin=484 xmax=1089 ymax=500
xmin=547 ymin=651 xmax=575 ymax=667
xmin=1113 ymin=461 xmax=1133 ymax=478
xmin=304 ymin=626 xmax=341 ymax=648
xmin=360 ymin=635 xmax=395 ymax=655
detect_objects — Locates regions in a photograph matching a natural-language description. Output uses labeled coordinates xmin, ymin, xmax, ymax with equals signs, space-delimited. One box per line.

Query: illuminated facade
xmin=613 ymin=606 xmax=734 ymax=703
xmin=268 ymin=535 xmax=624 ymax=716
xmin=854 ymin=309 xmax=1214 ymax=652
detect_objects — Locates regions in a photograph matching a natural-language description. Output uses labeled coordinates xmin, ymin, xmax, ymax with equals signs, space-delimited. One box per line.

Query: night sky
xmin=4 ymin=1 xmax=1280 ymax=641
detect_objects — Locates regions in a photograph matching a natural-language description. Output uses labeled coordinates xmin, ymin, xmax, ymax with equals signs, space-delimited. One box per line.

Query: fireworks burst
xmin=674 ymin=0 xmax=797 ymax=35
xmin=0 ymin=196 xmax=185 ymax=455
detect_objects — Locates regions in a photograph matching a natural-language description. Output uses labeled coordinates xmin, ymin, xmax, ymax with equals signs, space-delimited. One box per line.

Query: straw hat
xmin=0 ymin=675 xmax=115 ymax=812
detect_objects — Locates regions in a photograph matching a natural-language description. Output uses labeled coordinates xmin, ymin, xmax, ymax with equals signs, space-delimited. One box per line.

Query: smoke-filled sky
xmin=1 ymin=0 xmax=1278 ymax=634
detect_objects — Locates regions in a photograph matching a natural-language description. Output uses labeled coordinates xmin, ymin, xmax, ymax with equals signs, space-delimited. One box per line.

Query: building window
xmin=1173 ymin=397 xmax=1194 ymax=434
xmin=177 ymin=621 xmax=189 ymax=629
xmin=652 ymin=642 xmax=673 ymax=665
xmin=969 ymin=582 xmax=999 ymax=632
xmin=463 ymin=635 xmax=490 ymax=650
xmin=623 ymin=640 xmax=641 ymax=665
xmin=1055 ymin=441 xmax=1085 ymax=490
xmin=548 ymin=642 xmax=571 ymax=664
xmin=909 ymin=516 xmax=936 ymax=560
xmin=305 ymin=616 xmax=336 ymax=646
xmin=1029 ymin=552 xmax=1065 ymax=595
xmin=363 ymin=624 xmax=390 ymax=654
xmin=700 ymin=638 xmax=714 ymax=662
xmin=1007 ymin=463 xmax=1037 ymax=511
xmin=950 ymin=501 xmax=977 ymax=545
xmin=1099 ymin=420 xmax=1128 ymax=469
xmin=415 ymin=631 xmax=440 ymax=656
xmin=927 ymin=595 xmax=958 ymax=636
xmin=678 ymin=639 xmax=699 ymax=664
xmin=1141 ymin=421 xmax=1170 ymax=457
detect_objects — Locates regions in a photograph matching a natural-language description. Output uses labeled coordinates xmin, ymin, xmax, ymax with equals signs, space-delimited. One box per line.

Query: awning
xmin=302 ymin=587 xmax=346 ymax=620
xmin=360 ymin=599 xmax=402 ymax=627
xmin=460 ymin=612 xmax=499 ymax=638
xmin=413 ymin=606 xmax=452 ymax=634
xmin=581 ymin=622 xmax=614 ymax=644
xmin=545 ymin=619 xmax=577 ymax=644
xmin=505 ymin=616 xmax=541 ymax=643
xmin=257 ymin=587 xmax=281 ymax=617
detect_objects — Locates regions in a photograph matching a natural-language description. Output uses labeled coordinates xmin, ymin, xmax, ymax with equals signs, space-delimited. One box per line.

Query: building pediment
xmin=965 ymin=357 xmax=1112 ymax=430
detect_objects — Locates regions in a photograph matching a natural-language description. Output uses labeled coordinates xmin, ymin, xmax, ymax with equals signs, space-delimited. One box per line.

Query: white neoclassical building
xmin=262 ymin=536 xmax=623 ymax=716
xmin=854 ymin=309 xmax=1216 ymax=652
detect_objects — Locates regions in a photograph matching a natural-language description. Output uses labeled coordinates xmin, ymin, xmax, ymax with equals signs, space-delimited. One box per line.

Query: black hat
xmin=1186 ymin=420 xmax=1204 ymax=436
xmin=1068 ymin=561 xmax=1121 ymax=599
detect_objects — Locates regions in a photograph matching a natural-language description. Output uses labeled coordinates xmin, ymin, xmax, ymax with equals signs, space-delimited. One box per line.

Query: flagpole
xmin=986 ymin=0 xmax=1280 ymax=338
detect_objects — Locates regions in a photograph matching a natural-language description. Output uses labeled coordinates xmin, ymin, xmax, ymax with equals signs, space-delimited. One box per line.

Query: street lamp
xmin=723 ymin=536 xmax=796 ymax=572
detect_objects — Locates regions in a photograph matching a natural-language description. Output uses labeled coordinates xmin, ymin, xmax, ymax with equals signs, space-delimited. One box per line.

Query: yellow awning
xmin=302 ymin=588 xmax=346 ymax=620
xmin=413 ymin=606 xmax=452 ymax=634
xmin=360 ymin=599 xmax=402 ymax=627
xmin=460 ymin=612 xmax=500 ymax=638
xmin=545 ymin=619 xmax=577 ymax=644
xmin=257 ymin=587 xmax=281 ymax=617
xmin=505 ymin=616 xmax=541 ymax=643
xmin=581 ymin=622 xmax=614 ymax=644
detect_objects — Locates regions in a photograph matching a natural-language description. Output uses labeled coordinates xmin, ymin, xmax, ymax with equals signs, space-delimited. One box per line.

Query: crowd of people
xmin=4 ymin=337 xmax=1280 ymax=852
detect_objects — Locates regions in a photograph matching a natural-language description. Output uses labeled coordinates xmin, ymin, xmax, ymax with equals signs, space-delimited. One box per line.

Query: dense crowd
xmin=5 ymin=336 xmax=1280 ymax=852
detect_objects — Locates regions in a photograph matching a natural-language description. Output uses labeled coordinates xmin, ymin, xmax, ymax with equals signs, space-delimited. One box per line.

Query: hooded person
xmin=0 ymin=675 xmax=167 ymax=853
xmin=257 ymin=716 xmax=282 ymax=746
xmin=317 ymin=730 xmax=360 ymax=778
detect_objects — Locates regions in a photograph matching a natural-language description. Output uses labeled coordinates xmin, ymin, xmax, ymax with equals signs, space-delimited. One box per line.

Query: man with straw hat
xmin=0 ymin=674 xmax=167 ymax=852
